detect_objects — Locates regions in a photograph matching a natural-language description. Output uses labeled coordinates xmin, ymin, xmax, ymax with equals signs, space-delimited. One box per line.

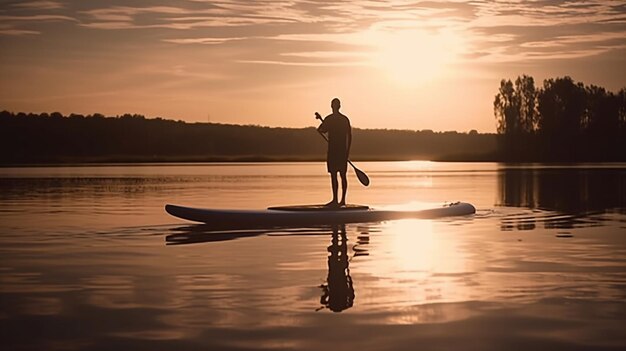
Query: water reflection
xmin=3 ymin=162 xmax=626 ymax=351
xmin=498 ymin=166 xmax=625 ymax=213
xmin=165 ymin=225 xmax=331 ymax=245
xmin=166 ymin=223 xmax=371 ymax=313
xmin=165 ymin=225 xmax=269 ymax=244
xmin=498 ymin=166 xmax=626 ymax=230
xmin=318 ymin=225 xmax=355 ymax=313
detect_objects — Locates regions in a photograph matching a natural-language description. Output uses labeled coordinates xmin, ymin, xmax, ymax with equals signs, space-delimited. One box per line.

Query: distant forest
xmin=494 ymin=75 xmax=626 ymax=161
xmin=0 ymin=111 xmax=496 ymax=164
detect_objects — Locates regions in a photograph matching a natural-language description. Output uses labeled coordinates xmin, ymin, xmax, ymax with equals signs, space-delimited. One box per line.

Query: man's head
xmin=331 ymin=98 xmax=341 ymax=112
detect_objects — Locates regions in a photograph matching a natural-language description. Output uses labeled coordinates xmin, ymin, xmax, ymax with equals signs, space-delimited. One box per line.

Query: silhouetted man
xmin=317 ymin=98 xmax=352 ymax=207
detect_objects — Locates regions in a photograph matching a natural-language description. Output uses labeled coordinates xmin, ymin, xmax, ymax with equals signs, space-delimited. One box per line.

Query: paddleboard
xmin=165 ymin=202 xmax=475 ymax=226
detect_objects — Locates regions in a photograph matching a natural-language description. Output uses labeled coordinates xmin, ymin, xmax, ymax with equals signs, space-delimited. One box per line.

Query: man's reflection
xmin=319 ymin=224 xmax=354 ymax=312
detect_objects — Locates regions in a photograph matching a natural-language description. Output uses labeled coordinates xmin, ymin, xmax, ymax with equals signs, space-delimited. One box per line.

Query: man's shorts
xmin=327 ymin=153 xmax=348 ymax=173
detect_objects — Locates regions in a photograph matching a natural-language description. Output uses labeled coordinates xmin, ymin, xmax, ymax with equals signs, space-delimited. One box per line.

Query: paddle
xmin=315 ymin=112 xmax=370 ymax=187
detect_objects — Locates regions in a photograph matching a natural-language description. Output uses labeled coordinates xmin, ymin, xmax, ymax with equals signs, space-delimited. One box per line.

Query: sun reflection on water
xmin=353 ymin=218 xmax=475 ymax=319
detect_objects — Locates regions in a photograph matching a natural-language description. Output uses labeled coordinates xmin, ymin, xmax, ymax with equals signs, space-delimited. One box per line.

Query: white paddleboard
xmin=165 ymin=202 xmax=475 ymax=226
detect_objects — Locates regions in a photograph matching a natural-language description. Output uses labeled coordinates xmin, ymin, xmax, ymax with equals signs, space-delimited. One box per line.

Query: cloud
xmin=0 ymin=15 xmax=76 ymax=22
xmin=162 ymin=37 xmax=246 ymax=44
xmin=460 ymin=0 xmax=626 ymax=62
xmin=188 ymin=0 xmax=321 ymax=23
xmin=0 ymin=29 xmax=40 ymax=36
xmin=0 ymin=13 xmax=76 ymax=35
xmin=280 ymin=51 xmax=369 ymax=59
xmin=81 ymin=17 xmax=295 ymax=30
xmin=11 ymin=1 xmax=64 ymax=10
xmin=76 ymin=1 xmax=325 ymax=31
xmin=235 ymin=59 xmax=367 ymax=67
xmin=78 ymin=3 xmax=305 ymax=30
xmin=80 ymin=6 xmax=191 ymax=22
xmin=520 ymin=32 xmax=626 ymax=49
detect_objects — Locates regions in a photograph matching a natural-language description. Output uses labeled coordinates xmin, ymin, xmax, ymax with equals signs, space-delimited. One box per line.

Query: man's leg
xmin=339 ymin=171 xmax=347 ymax=206
xmin=326 ymin=172 xmax=339 ymax=206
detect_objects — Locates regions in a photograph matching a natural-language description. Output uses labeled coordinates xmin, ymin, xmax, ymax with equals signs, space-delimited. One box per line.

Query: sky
xmin=1 ymin=0 xmax=625 ymax=132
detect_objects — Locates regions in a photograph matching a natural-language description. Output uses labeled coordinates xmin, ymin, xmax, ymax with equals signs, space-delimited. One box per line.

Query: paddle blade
xmin=353 ymin=166 xmax=370 ymax=187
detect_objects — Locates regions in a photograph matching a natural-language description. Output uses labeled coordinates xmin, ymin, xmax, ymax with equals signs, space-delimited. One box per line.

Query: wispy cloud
xmin=162 ymin=37 xmax=247 ymax=45
xmin=81 ymin=17 xmax=294 ymax=30
xmin=280 ymin=51 xmax=369 ymax=59
xmin=11 ymin=1 xmax=64 ymax=10
xmin=0 ymin=15 xmax=76 ymax=22
xmin=0 ymin=29 xmax=40 ymax=36
xmin=520 ymin=32 xmax=626 ymax=49
xmin=0 ymin=12 xmax=76 ymax=36
xmin=81 ymin=6 xmax=192 ymax=22
xmin=460 ymin=0 xmax=626 ymax=62
xmin=235 ymin=59 xmax=367 ymax=67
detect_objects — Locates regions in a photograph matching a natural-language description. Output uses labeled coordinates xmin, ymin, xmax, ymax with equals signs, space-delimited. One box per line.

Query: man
xmin=317 ymin=98 xmax=352 ymax=207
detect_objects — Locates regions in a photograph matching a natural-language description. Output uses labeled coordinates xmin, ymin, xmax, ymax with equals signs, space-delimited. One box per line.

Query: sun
xmin=371 ymin=29 xmax=462 ymax=86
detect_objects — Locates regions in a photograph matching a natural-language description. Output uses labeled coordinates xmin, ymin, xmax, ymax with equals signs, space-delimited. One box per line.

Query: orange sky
xmin=1 ymin=0 xmax=625 ymax=132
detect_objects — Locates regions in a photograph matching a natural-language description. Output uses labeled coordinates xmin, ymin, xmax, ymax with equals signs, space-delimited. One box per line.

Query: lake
xmin=1 ymin=162 xmax=625 ymax=350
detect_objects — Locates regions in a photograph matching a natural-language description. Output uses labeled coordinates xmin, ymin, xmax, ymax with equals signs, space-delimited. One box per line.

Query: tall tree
xmin=618 ymin=88 xmax=626 ymax=135
xmin=494 ymin=79 xmax=518 ymax=135
xmin=582 ymin=85 xmax=618 ymax=158
xmin=537 ymin=77 xmax=586 ymax=138
xmin=514 ymin=75 xmax=537 ymax=134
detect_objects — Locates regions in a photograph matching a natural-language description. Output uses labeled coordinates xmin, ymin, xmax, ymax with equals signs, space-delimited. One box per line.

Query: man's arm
xmin=346 ymin=122 xmax=352 ymax=158
xmin=318 ymin=122 xmax=328 ymax=133
xmin=316 ymin=112 xmax=328 ymax=133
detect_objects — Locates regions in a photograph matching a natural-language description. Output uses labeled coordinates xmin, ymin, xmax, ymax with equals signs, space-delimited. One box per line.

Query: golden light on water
xmin=397 ymin=160 xmax=436 ymax=171
xmin=388 ymin=219 xmax=439 ymax=272
xmin=358 ymin=219 xmax=471 ymax=314
xmin=385 ymin=220 xmax=465 ymax=274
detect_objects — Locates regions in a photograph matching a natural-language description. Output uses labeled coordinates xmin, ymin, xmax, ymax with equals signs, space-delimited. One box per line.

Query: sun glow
xmin=355 ymin=219 xmax=471 ymax=312
xmin=371 ymin=29 xmax=464 ymax=86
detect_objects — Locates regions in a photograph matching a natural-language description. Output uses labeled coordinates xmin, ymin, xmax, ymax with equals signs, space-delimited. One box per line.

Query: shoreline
xmin=3 ymin=156 xmax=626 ymax=167
xmin=0 ymin=153 xmax=499 ymax=166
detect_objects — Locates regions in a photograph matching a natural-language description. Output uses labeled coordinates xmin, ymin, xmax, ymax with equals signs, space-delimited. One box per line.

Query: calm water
xmin=1 ymin=162 xmax=625 ymax=351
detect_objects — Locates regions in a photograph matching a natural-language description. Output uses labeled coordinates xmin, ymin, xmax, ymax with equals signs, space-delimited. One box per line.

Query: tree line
xmin=494 ymin=75 xmax=626 ymax=161
xmin=0 ymin=111 xmax=496 ymax=164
